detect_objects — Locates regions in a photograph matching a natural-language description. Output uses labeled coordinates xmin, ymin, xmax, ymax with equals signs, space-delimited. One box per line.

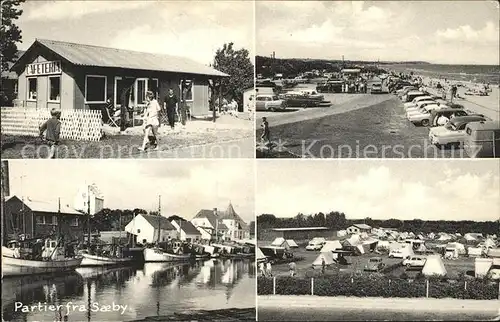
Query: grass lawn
xmin=1 ymin=129 xmax=251 ymax=159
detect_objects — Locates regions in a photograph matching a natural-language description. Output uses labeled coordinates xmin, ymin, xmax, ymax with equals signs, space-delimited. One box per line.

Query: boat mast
xmin=157 ymin=195 xmax=161 ymax=244
xmin=87 ymin=184 xmax=91 ymax=248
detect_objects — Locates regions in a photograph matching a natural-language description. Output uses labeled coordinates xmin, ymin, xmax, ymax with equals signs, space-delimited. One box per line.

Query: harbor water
xmin=2 ymin=259 xmax=255 ymax=322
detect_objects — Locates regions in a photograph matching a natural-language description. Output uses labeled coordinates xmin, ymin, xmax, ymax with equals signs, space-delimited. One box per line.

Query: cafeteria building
xmin=9 ymin=39 xmax=229 ymax=117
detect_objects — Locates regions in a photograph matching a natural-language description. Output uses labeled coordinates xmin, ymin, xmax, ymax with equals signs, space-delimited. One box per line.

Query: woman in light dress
xmin=139 ymin=91 xmax=161 ymax=151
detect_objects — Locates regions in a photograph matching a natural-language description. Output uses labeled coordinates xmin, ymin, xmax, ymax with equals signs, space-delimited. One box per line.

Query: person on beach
xmin=164 ymin=88 xmax=178 ymax=130
xmin=261 ymin=117 xmax=270 ymax=143
xmin=39 ymin=108 xmax=61 ymax=159
xmin=139 ymin=91 xmax=160 ymax=152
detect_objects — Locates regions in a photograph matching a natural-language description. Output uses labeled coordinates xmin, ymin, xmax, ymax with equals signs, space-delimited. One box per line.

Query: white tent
xmin=356 ymin=244 xmax=365 ymax=255
xmin=417 ymin=234 xmax=425 ymax=240
xmin=444 ymin=247 xmax=459 ymax=259
xmin=416 ymin=243 xmax=427 ymax=252
xmin=377 ymin=240 xmax=390 ymax=250
xmin=271 ymin=237 xmax=290 ymax=249
xmin=286 ymin=239 xmax=299 ymax=248
xmin=438 ymin=234 xmax=452 ymax=241
xmin=321 ymin=240 xmax=343 ymax=253
xmin=337 ymin=230 xmax=347 ymax=237
xmin=484 ymin=238 xmax=496 ymax=248
xmin=422 ymin=255 xmax=447 ymax=277
xmin=346 ymin=234 xmax=361 ymax=246
xmin=312 ymin=251 xmax=336 ymax=268
xmin=468 ymin=247 xmax=484 ymax=257
xmin=256 ymin=247 xmax=267 ymax=263
xmin=401 ymin=244 xmax=414 ymax=258
xmin=428 ymin=232 xmax=436 ymax=239
xmin=408 ymin=232 xmax=415 ymax=238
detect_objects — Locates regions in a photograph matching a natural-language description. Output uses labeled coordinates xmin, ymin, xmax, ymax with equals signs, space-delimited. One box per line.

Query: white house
xmin=191 ymin=208 xmax=229 ymax=241
xmin=219 ymin=202 xmax=250 ymax=241
xmin=170 ymin=219 xmax=202 ymax=242
xmin=346 ymin=224 xmax=372 ymax=235
xmin=124 ymin=214 xmax=177 ymax=244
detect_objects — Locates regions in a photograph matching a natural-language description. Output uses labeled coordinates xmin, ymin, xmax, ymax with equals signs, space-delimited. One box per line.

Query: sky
xmin=257 ymin=160 xmax=500 ymax=222
xmin=6 ymin=160 xmax=254 ymax=223
xmin=16 ymin=0 xmax=254 ymax=65
xmin=257 ymin=1 xmax=500 ymax=65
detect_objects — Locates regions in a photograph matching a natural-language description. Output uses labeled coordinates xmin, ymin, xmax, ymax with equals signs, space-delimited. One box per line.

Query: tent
xmin=321 ymin=240 xmax=343 ymax=253
xmin=408 ymin=232 xmax=415 ymax=238
xmin=416 ymin=243 xmax=427 ymax=253
xmin=438 ymin=234 xmax=452 ymax=241
xmin=447 ymin=242 xmax=466 ymax=255
xmin=484 ymin=238 xmax=496 ymax=248
xmin=356 ymin=244 xmax=365 ymax=255
xmin=417 ymin=234 xmax=425 ymax=240
xmin=256 ymin=247 xmax=267 ymax=263
xmin=467 ymin=247 xmax=484 ymax=257
xmin=286 ymin=239 xmax=299 ymax=248
xmin=271 ymin=237 xmax=290 ymax=249
xmin=312 ymin=251 xmax=336 ymax=268
xmin=377 ymin=240 xmax=390 ymax=250
xmin=345 ymin=234 xmax=361 ymax=246
xmin=444 ymin=247 xmax=459 ymax=259
xmin=422 ymin=255 xmax=447 ymax=277
xmin=337 ymin=230 xmax=347 ymax=237
xmin=428 ymin=232 xmax=436 ymax=239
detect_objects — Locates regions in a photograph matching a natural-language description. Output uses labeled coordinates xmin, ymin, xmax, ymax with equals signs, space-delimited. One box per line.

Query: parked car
xmin=402 ymin=91 xmax=427 ymax=103
xmin=402 ymin=256 xmax=427 ymax=269
xmin=429 ymin=108 xmax=469 ymax=127
xmin=388 ymin=249 xmax=411 ymax=259
xmin=429 ymin=115 xmax=487 ymax=147
xmin=305 ymin=237 xmax=326 ymax=251
xmin=299 ymin=89 xmax=324 ymax=101
xmin=403 ymin=95 xmax=435 ymax=109
xmin=364 ymin=257 xmax=385 ymax=271
xmin=405 ymin=100 xmax=440 ymax=114
xmin=255 ymin=94 xmax=285 ymax=111
xmin=370 ymin=83 xmax=382 ymax=94
xmin=396 ymin=86 xmax=418 ymax=98
xmin=316 ymin=80 xmax=344 ymax=93
xmin=406 ymin=104 xmax=448 ymax=120
xmin=281 ymin=93 xmax=321 ymax=108
xmin=464 ymin=120 xmax=500 ymax=158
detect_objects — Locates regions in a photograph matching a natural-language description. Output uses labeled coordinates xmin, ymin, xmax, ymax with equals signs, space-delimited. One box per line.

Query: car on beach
xmin=404 ymin=100 xmax=438 ymax=113
xmin=402 ymin=256 xmax=427 ymax=269
xmin=406 ymin=104 xmax=448 ymax=120
xmin=396 ymin=86 xmax=418 ymax=98
xmin=429 ymin=115 xmax=487 ymax=147
xmin=402 ymin=91 xmax=427 ymax=103
xmin=364 ymin=257 xmax=385 ymax=272
xmin=429 ymin=108 xmax=469 ymax=127
xmin=403 ymin=96 xmax=436 ymax=109
xmin=255 ymin=94 xmax=285 ymax=112
xmin=370 ymin=83 xmax=383 ymax=94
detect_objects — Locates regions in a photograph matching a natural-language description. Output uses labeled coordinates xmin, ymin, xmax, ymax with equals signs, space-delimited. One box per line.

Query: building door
xmin=36 ymin=77 xmax=47 ymax=109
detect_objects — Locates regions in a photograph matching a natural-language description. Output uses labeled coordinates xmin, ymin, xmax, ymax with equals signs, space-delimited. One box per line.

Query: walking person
xmin=261 ymin=117 xmax=270 ymax=143
xmin=321 ymin=258 xmax=326 ymax=275
xmin=139 ymin=91 xmax=160 ymax=152
xmin=289 ymin=261 xmax=296 ymax=277
xmin=266 ymin=261 xmax=273 ymax=277
xmin=164 ymin=88 xmax=178 ymax=130
xmin=259 ymin=262 xmax=266 ymax=277
xmin=39 ymin=108 xmax=61 ymax=159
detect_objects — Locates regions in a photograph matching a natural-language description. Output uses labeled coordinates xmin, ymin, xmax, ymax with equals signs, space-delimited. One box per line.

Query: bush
xmin=257 ymin=276 xmax=273 ymax=295
xmin=258 ymin=275 xmax=499 ymax=299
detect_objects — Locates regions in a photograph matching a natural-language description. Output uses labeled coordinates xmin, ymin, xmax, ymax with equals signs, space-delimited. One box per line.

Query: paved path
xmin=150 ymin=136 xmax=254 ymax=158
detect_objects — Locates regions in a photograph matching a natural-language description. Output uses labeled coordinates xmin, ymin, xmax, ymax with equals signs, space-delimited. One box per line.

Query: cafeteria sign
xmin=26 ymin=61 xmax=62 ymax=76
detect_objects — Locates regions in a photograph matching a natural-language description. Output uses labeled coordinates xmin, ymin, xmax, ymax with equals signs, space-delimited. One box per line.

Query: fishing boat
xmin=80 ymin=251 xmax=134 ymax=266
xmin=143 ymin=195 xmax=192 ymax=263
xmin=2 ymin=239 xmax=83 ymax=277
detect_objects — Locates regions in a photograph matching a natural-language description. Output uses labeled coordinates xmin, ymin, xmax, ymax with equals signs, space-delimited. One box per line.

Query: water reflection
xmin=2 ymin=259 xmax=255 ymax=322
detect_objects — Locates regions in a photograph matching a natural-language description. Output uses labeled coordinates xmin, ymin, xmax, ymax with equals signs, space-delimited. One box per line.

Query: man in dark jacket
xmin=164 ymin=88 xmax=178 ymax=129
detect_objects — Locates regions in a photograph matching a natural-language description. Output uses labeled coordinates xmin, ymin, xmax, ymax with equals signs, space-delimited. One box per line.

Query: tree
xmin=1 ymin=0 xmax=25 ymax=105
xmin=1 ymin=0 xmax=24 ymax=73
xmin=211 ymin=42 xmax=253 ymax=107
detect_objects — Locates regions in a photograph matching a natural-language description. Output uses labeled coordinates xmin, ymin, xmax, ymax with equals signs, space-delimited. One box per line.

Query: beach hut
xmin=422 ymin=255 xmax=447 ymax=277
xmin=312 ymin=251 xmax=336 ymax=268
xmin=321 ymin=240 xmax=343 ymax=253
xmin=271 ymin=237 xmax=290 ymax=249
xmin=286 ymin=239 xmax=299 ymax=248
xmin=256 ymin=247 xmax=267 ymax=263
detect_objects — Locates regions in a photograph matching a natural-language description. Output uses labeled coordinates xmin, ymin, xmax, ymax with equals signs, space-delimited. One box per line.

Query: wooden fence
xmin=1 ymin=107 xmax=103 ymax=141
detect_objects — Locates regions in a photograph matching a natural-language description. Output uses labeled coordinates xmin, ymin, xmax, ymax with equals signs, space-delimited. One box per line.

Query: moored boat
xmin=80 ymin=252 xmax=134 ymax=266
xmin=143 ymin=247 xmax=191 ymax=262
xmin=2 ymin=250 xmax=83 ymax=277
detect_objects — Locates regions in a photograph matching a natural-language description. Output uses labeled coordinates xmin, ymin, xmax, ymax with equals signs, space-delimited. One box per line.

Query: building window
xmin=48 ymin=76 xmax=61 ymax=102
xmin=135 ymin=78 xmax=147 ymax=105
xmin=151 ymin=78 xmax=159 ymax=99
xmin=85 ymin=75 xmax=107 ymax=103
xmin=36 ymin=215 xmax=57 ymax=225
xmin=70 ymin=217 xmax=79 ymax=227
xmin=27 ymin=77 xmax=37 ymax=101
xmin=114 ymin=77 xmax=124 ymax=107
xmin=181 ymin=80 xmax=193 ymax=101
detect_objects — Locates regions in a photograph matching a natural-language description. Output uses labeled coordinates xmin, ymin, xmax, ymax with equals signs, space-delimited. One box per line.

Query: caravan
xmin=305 ymin=238 xmax=326 ymax=251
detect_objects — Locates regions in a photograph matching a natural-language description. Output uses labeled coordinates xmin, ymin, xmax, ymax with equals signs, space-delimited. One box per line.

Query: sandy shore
xmin=258 ymin=295 xmax=500 ymax=313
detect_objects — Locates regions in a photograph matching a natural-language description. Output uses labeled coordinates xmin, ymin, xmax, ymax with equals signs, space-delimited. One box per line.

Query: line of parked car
xmin=395 ymin=85 xmax=500 ymax=157
xmin=255 ymin=89 xmax=325 ymax=111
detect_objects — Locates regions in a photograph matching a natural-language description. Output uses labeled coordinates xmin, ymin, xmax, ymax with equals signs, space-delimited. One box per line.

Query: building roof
xmin=6 ymin=195 xmax=83 ymax=215
xmin=172 ymin=219 xmax=201 ymax=236
xmin=12 ymin=39 xmax=229 ymax=77
xmin=219 ymin=202 xmax=248 ymax=229
xmin=141 ymin=214 xmax=175 ymax=231
xmin=351 ymin=224 xmax=372 ymax=230
xmin=272 ymin=227 xmax=329 ymax=231
xmin=192 ymin=209 xmax=229 ymax=230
